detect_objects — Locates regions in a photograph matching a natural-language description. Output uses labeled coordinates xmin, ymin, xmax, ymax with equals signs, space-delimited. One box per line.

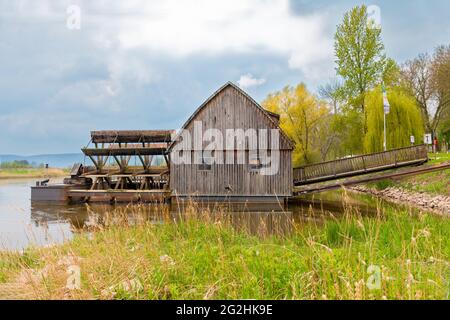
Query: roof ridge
xmin=168 ymin=82 xmax=294 ymax=150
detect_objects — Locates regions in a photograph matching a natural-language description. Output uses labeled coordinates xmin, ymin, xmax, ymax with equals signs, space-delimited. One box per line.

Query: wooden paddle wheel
xmin=68 ymin=130 xmax=175 ymax=203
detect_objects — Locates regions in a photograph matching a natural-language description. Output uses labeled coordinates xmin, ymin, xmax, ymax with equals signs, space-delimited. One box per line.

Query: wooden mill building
xmin=168 ymin=82 xmax=294 ymax=202
xmin=32 ymin=82 xmax=294 ymax=204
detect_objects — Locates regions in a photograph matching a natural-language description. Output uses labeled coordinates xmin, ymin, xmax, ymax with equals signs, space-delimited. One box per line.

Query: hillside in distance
xmin=0 ymin=153 xmax=85 ymax=168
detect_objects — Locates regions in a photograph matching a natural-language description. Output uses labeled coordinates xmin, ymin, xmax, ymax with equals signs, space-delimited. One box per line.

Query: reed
xmin=0 ymin=199 xmax=448 ymax=300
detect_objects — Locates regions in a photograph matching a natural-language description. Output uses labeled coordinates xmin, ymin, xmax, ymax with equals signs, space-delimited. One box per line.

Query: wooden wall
xmin=170 ymin=84 xmax=293 ymax=197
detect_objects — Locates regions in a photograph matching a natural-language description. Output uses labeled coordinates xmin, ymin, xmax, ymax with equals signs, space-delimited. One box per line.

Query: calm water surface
xmin=0 ymin=178 xmax=379 ymax=250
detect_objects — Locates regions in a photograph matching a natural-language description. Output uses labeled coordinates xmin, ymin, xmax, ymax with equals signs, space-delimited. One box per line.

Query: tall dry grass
xmin=0 ymin=196 xmax=449 ymax=300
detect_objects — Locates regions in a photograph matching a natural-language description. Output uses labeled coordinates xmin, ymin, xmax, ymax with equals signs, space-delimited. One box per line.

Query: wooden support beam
xmin=91 ymin=130 xmax=176 ymax=143
xmin=87 ymin=155 xmax=99 ymax=170
xmin=82 ymin=145 xmax=168 ymax=156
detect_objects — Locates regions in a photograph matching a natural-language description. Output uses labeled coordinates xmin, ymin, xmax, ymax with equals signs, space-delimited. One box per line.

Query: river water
xmin=0 ymin=178 xmax=380 ymax=250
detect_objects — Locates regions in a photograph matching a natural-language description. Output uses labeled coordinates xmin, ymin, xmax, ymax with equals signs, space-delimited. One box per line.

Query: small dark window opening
xmin=199 ymin=151 xmax=212 ymax=171
xmin=249 ymin=152 xmax=262 ymax=172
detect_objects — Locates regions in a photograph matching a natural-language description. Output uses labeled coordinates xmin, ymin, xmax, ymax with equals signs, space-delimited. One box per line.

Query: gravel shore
xmin=351 ymin=185 xmax=450 ymax=216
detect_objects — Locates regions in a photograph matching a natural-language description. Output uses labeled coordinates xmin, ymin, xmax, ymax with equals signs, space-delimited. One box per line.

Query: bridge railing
xmin=293 ymin=145 xmax=428 ymax=185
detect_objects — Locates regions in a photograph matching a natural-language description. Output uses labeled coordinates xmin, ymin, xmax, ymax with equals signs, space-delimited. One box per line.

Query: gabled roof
xmin=168 ymin=81 xmax=294 ymax=150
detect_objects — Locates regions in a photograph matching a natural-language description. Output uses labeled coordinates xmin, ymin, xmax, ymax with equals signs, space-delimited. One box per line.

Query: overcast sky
xmin=0 ymin=0 xmax=449 ymax=154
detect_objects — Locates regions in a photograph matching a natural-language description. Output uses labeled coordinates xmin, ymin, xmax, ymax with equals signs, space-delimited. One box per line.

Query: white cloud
xmin=0 ymin=0 xmax=334 ymax=81
xmin=110 ymin=0 xmax=334 ymax=80
xmin=46 ymin=80 xmax=122 ymax=113
xmin=237 ymin=73 xmax=266 ymax=89
xmin=0 ymin=0 xmax=336 ymax=154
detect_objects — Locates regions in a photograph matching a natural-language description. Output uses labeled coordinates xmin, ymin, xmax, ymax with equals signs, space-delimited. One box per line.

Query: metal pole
xmin=383 ymin=111 xmax=386 ymax=151
xmin=382 ymin=83 xmax=389 ymax=152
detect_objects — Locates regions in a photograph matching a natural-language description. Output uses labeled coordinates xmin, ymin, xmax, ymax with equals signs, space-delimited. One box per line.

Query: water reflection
xmin=30 ymin=194 xmax=377 ymax=240
xmin=30 ymin=202 xmax=296 ymax=237
xmin=0 ymin=178 xmax=379 ymax=250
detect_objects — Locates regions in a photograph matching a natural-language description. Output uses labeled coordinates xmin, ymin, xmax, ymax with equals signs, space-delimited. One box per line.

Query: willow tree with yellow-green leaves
xmin=364 ymin=86 xmax=424 ymax=153
xmin=263 ymin=84 xmax=330 ymax=165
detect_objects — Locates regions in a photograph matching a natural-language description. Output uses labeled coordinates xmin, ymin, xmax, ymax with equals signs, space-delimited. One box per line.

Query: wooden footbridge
xmin=293 ymin=144 xmax=449 ymax=195
xmin=294 ymin=161 xmax=450 ymax=195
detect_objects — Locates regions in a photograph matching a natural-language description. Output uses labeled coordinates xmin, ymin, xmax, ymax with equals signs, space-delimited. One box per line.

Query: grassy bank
xmin=369 ymin=153 xmax=450 ymax=196
xmin=428 ymin=152 xmax=450 ymax=164
xmin=1 ymin=203 xmax=449 ymax=300
xmin=0 ymin=168 xmax=68 ymax=179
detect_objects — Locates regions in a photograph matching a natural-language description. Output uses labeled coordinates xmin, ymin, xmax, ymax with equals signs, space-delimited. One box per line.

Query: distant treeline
xmin=0 ymin=160 xmax=45 ymax=169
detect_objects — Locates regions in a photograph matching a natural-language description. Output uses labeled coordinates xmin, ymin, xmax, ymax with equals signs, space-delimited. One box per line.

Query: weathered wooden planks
xmin=67 ymin=189 xmax=171 ymax=203
xmin=91 ymin=130 xmax=175 ymax=143
xmin=169 ymin=82 xmax=293 ymax=198
xmin=82 ymin=144 xmax=168 ymax=156
xmin=81 ymin=166 xmax=167 ymax=176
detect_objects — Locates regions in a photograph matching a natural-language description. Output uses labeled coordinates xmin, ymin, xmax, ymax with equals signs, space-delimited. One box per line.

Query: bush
xmin=0 ymin=160 xmax=31 ymax=169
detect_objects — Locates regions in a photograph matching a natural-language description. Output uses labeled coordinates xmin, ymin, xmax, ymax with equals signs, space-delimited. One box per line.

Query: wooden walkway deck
xmin=293 ymin=145 xmax=429 ymax=186
xmin=67 ymin=189 xmax=171 ymax=203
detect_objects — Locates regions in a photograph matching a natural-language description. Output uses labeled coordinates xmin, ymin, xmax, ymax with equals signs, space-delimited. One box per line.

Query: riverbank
xmin=351 ymin=185 xmax=450 ymax=216
xmin=0 ymin=203 xmax=448 ymax=300
xmin=0 ymin=168 xmax=68 ymax=179
xmin=377 ymin=160 xmax=450 ymax=196
xmin=352 ymin=154 xmax=450 ymax=214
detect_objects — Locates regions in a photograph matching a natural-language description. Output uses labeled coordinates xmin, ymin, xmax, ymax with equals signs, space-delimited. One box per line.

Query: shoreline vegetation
xmin=0 ymin=201 xmax=449 ymax=300
xmin=395 ymin=152 xmax=450 ymax=196
xmin=353 ymin=153 xmax=449 ymax=214
xmin=0 ymin=160 xmax=69 ymax=179
xmin=0 ymin=167 xmax=68 ymax=179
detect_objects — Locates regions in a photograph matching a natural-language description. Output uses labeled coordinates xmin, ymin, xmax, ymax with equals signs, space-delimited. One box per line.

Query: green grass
xmin=400 ymin=169 xmax=450 ymax=195
xmin=372 ymin=169 xmax=449 ymax=195
xmin=1 ymin=204 xmax=449 ymax=300
xmin=428 ymin=152 xmax=450 ymax=165
xmin=371 ymin=179 xmax=396 ymax=190
xmin=366 ymin=153 xmax=450 ymax=195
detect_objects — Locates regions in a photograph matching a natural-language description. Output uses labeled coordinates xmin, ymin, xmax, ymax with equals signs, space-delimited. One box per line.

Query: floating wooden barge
xmin=31 ymin=82 xmax=436 ymax=205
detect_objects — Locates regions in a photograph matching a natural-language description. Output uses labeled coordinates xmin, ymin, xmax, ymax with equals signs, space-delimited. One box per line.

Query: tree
xmin=364 ymin=86 xmax=424 ymax=153
xmin=331 ymin=108 xmax=365 ymax=156
xmin=318 ymin=79 xmax=344 ymax=114
xmin=401 ymin=45 xmax=450 ymax=135
xmin=263 ymin=84 xmax=329 ymax=165
xmin=310 ymin=113 xmax=341 ymax=161
xmin=334 ymin=5 xmax=386 ymax=118
xmin=431 ymin=45 xmax=450 ymax=134
xmin=382 ymin=58 xmax=401 ymax=87
xmin=438 ymin=118 xmax=450 ymax=151
xmin=437 ymin=101 xmax=450 ymax=150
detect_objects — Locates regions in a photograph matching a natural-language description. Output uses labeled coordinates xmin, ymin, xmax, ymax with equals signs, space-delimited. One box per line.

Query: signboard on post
xmin=424 ymin=134 xmax=432 ymax=145
xmin=410 ymin=135 xmax=415 ymax=145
